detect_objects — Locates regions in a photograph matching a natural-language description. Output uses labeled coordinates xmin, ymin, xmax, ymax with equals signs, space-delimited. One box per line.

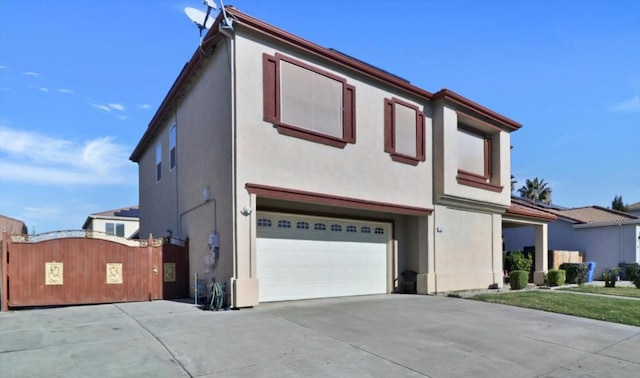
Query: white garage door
xmin=256 ymin=212 xmax=390 ymax=302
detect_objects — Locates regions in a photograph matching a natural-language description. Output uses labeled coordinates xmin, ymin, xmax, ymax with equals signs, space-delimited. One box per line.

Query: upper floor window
xmin=263 ymin=53 xmax=356 ymax=148
xmin=156 ymin=143 xmax=162 ymax=182
xmin=106 ymin=222 xmax=125 ymax=237
xmin=384 ymin=98 xmax=426 ymax=165
xmin=169 ymin=124 xmax=176 ymax=170
xmin=456 ymin=112 xmax=503 ymax=193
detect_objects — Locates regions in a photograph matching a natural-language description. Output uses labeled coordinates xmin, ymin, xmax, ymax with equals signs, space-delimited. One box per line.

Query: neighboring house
xmin=504 ymin=198 xmax=640 ymax=277
xmin=81 ymin=206 xmax=140 ymax=239
xmin=0 ymin=215 xmax=28 ymax=239
xmin=627 ymin=202 xmax=640 ymax=217
xmin=130 ymin=7 xmax=552 ymax=308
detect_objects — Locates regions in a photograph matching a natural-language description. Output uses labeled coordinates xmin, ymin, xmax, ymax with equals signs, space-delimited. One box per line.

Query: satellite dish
xmin=185 ymin=7 xmax=214 ymax=30
xmin=203 ymin=0 xmax=217 ymax=9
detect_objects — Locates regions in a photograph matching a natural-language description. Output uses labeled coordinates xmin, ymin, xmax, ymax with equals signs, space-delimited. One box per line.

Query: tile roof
xmin=556 ymin=206 xmax=639 ymax=224
xmin=91 ymin=206 xmax=139 ymax=218
xmin=0 ymin=214 xmax=28 ymax=237
xmin=628 ymin=201 xmax=640 ymax=211
xmin=506 ymin=202 xmax=557 ymax=221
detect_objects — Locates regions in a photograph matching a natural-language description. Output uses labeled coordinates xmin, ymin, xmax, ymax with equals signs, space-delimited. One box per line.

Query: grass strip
xmin=557 ymin=285 xmax=640 ymax=298
xmin=470 ymin=291 xmax=640 ymax=327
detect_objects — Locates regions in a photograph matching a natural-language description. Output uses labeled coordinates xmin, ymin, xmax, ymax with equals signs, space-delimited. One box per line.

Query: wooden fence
xmin=1 ymin=231 xmax=189 ymax=311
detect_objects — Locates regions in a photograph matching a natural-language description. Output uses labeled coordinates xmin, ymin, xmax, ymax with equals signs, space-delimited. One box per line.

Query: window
xmin=374 ymin=227 xmax=384 ymax=235
xmin=106 ymin=222 xmax=125 ymax=237
xmin=156 ymin=143 xmax=162 ymax=182
xmin=361 ymin=226 xmax=371 ymax=234
xmin=456 ymin=112 xmax=503 ymax=193
xmin=169 ymin=125 xmax=176 ymax=170
xmin=346 ymin=225 xmax=357 ymax=233
xmin=257 ymin=218 xmax=272 ymax=227
xmin=314 ymin=223 xmax=326 ymax=231
xmin=263 ymin=53 xmax=356 ymax=148
xmin=384 ymin=98 xmax=426 ymax=165
xmin=296 ymin=221 xmax=309 ymax=230
xmin=330 ymin=224 xmax=342 ymax=232
xmin=277 ymin=220 xmax=291 ymax=228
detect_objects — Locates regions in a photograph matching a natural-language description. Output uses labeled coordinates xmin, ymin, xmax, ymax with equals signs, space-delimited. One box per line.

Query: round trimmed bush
xmin=547 ymin=269 xmax=566 ymax=286
xmin=509 ymin=270 xmax=529 ymax=290
xmin=634 ymin=274 xmax=640 ymax=289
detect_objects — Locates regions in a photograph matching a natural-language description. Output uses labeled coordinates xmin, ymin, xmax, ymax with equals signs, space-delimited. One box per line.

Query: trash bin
xmin=586 ymin=262 xmax=596 ymax=283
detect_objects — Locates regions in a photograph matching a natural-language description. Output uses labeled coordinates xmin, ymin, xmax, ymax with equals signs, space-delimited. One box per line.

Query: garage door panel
xmin=257 ymin=213 xmax=389 ymax=302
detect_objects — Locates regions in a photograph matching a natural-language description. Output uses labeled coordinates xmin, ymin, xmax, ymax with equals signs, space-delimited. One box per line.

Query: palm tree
xmin=518 ymin=177 xmax=552 ymax=204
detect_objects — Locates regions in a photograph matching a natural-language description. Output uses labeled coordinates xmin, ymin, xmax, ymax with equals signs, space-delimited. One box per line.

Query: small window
xmin=361 ymin=226 xmax=371 ymax=234
xmin=374 ymin=227 xmax=384 ymax=235
xmin=330 ymin=224 xmax=342 ymax=232
xmin=314 ymin=223 xmax=326 ymax=231
xmin=277 ymin=220 xmax=291 ymax=228
xmin=169 ymin=124 xmax=176 ymax=170
xmin=296 ymin=221 xmax=309 ymax=230
xmin=384 ymin=98 xmax=426 ymax=165
xmin=257 ymin=218 xmax=272 ymax=227
xmin=156 ymin=143 xmax=162 ymax=182
xmin=106 ymin=222 xmax=125 ymax=237
xmin=346 ymin=225 xmax=357 ymax=233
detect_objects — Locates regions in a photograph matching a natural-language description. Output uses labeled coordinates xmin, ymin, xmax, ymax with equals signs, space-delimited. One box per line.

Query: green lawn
xmin=470 ymin=291 xmax=640 ymax=327
xmin=557 ymin=285 xmax=640 ymax=298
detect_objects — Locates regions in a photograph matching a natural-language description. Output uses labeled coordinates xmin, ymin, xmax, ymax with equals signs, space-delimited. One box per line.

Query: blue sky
xmin=1 ymin=0 xmax=639 ymax=233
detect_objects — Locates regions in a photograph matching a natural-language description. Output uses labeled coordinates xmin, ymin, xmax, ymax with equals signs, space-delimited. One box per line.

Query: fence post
xmin=148 ymin=234 xmax=154 ymax=301
xmin=2 ymin=231 xmax=9 ymax=312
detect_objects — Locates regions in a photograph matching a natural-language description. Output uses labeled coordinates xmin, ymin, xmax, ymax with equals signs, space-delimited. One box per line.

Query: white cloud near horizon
xmin=58 ymin=88 xmax=74 ymax=94
xmin=23 ymin=71 xmax=41 ymax=78
xmin=0 ymin=126 xmax=136 ymax=185
xmin=90 ymin=103 xmax=112 ymax=112
xmin=609 ymin=95 xmax=640 ymax=112
xmin=108 ymin=103 xmax=126 ymax=111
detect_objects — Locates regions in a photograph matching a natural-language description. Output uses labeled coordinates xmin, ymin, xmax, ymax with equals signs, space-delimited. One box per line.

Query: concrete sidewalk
xmin=1 ymin=295 xmax=638 ymax=377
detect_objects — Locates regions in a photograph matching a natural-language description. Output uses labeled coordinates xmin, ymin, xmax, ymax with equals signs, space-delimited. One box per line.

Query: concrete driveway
xmin=1 ymin=295 xmax=638 ymax=377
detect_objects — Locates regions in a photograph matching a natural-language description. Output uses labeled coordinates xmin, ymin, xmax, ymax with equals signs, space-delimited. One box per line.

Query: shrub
xmin=624 ymin=263 xmax=640 ymax=282
xmin=634 ymin=274 xmax=640 ymax=289
xmin=547 ymin=270 xmax=566 ymax=286
xmin=509 ymin=270 xmax=529 ymax=290
xmin=560 ymin=263 xmax=587 ymax=285
xmin=505 ymin=251 xmax=533 ymax=273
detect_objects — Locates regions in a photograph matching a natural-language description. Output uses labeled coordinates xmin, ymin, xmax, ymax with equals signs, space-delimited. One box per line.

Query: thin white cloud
xmin=23 ymin=206 xmax=63 ymax=220
xmin=609 ymin=95 xmax=640 ymax=112
xmin=23 ymin=71 xmax=41 ymax=78
xmin=58 ymin=88 xmax=74 ymax=94
xmin=39 ymin=87 xmax=49 ymax=92
xmin=90 ymin=103 xmax=111 ymax=112
xmin=0 ymin=126 xmax=135 ymax=185
xmin=139 ymin=104 xmax=151 ymax=110
xmin=116 ymin=115 xmax=128 ymax=120
xmin=108 ymin=103 xmax=126 ymax=111
xmin=0 ymin=65 xmax=10 ymax=70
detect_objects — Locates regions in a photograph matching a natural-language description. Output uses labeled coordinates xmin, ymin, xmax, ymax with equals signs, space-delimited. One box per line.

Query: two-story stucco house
xmin=130 ymin=7 xmax=551 ymax=308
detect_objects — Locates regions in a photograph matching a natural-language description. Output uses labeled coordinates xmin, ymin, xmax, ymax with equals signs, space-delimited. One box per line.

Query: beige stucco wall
xmin=432 ymin=103 xmax=511 ymax=210
xmin=430 ymin=205 xmax=503 ymax=292
xmin=137 ymin=40 xmax=234 ymax=297
xmin=229 ymin=28 xmax=435 ymax=305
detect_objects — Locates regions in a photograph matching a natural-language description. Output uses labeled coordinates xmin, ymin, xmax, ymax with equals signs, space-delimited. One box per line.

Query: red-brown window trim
xmin=246 ymin=183 xmax=433 ymax=216
xmin=384 ymin=97 xmax=426 ymax=166
xmin=456 ymin=124 xmax=503 ymax=193
xmin=263 ymin=52 xmax=356 ymax=149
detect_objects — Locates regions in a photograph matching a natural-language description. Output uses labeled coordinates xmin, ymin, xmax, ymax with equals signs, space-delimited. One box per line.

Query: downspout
xmin=219 ymin=18 xmax=237 ymax=292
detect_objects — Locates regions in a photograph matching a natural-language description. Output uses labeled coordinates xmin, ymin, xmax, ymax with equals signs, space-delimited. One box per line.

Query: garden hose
xmin=208 ymin=282 xmax=225 ymax=311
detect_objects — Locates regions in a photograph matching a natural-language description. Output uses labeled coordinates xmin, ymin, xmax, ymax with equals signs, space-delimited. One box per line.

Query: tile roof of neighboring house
xmin=555 ymin=206 xmax=639 ymax=224
xmin=0 ymin=214 xmax=28 ymax=238
xmin=82 ymin=206 xmax=139 ymax=230
xmin=506 ymin=201 xmax=557 ymax=221
xmin=628 ymin=201 xmax=640 ymax=211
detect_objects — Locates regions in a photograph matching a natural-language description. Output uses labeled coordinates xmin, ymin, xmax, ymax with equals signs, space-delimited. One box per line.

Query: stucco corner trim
xmin=245 ymin=183 xmax=433 ymax=216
